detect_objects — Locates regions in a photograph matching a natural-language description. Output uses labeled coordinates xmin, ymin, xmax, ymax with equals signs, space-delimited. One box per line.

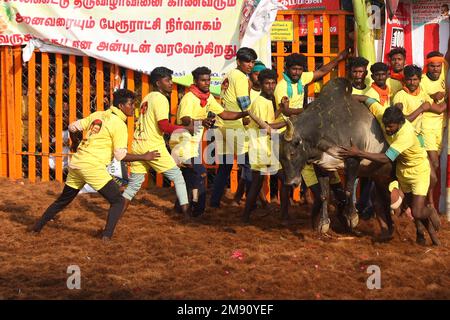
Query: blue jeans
xmin=181 ymin=161 xmax=207 ymax=216
xmin=210 ymin=153 xmax=251 ymax=208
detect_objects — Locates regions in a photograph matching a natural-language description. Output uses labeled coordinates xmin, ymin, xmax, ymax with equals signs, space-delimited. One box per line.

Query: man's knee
xmin=122 ymin=173 xmax=146 ymax=201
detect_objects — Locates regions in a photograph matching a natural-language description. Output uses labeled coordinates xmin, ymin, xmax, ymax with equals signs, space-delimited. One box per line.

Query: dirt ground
xmin=0 ymin=177 xmax=449 ymax=300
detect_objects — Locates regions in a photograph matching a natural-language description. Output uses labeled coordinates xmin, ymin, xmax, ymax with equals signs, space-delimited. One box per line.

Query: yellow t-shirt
xmin=421 ymin=70 xmax=447 ymax=130
xmin=132 ymin=91 xmax=175 ymax=171
xmin=385 ymin=120 xmax=428 ymax=170
xmin=70 ymin=106 xmax=128 ymax=170
xmin=387 ymin=78 xmax=403 ymax=100
xmin=274 ymin=71 xmax=314 ymax=109
xmin=393 ymin=89 xmax=432 ymax=134
xmin=274 ymin=71 xmax=314 ymax=131
xmin=368 ymin=100 xmax=388 ymax=127
xmin=216 ymin=68 xmax=249 ymax=129
xmin=247 ymin=95 xmax=281 ymax=173
xmin=171 ymin=92 xmax=224 ymax=162
xmin=250 ymin=88 xmax=261 ymax=102
xmin=351 ymin=77 xmax=372 ymax=95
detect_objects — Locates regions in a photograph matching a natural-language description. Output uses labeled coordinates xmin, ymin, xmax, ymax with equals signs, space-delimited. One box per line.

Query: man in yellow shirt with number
xmin=123 ymin=67 xmax=195 ymax=218
xmin=393 ymin=64 xmax=446 ymax=212
xmin=171 ymin=66 xmax=248 ymax=216
xmin=210 ymin=47 xmax=257 ymax=208
xmin=31 ymin=89 xmax=160 ymax=240
xmin=420 ymin=51 xmax=448 ymax=212
xmin=339 ymin=106 xmax=440 ymax=246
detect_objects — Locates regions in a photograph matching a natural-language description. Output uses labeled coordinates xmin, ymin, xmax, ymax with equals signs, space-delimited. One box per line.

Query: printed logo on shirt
xmin=88 ymin=119 xmax=103 ymax=136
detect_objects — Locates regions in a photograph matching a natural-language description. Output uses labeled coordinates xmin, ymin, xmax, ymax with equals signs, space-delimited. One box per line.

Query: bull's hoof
xmin=317 ymin=218 xmax=331 ymax=234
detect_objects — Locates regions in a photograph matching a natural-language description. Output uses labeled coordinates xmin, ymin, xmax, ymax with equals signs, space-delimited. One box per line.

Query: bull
xmin=278 ymin=78 xmax=395 ymax=240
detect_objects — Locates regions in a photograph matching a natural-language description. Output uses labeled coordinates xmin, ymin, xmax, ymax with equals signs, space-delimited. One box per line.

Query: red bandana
xmin=189 ymin=84 xmax=210 ymax=107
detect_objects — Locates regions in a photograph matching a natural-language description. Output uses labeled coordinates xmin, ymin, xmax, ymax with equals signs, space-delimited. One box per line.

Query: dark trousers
xmin=34 ymin=180 xmax=125 ymax=238
xmin=181 ymin=162 xmax=207 ymax=216
xmin=210 ymin=153 xmax=250 ymax=208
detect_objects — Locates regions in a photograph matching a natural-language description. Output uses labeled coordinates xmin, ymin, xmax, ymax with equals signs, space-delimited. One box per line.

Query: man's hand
xmin=279 ymin=96 xmax=290 ymax=112
xmin=202 ymin=117 xmax=215 ymax=129
xmin=242 ymin=117 xmax=251 ymax=126
xmin=336 ymin=47 xmax=351 ymax=61
xmin=337 ymin=138 xmax=361 ymax=158
xmin=142 ymin=150 xmax=161 ymax=161
xmin=430 ymin=91 xmax=446 ymax=102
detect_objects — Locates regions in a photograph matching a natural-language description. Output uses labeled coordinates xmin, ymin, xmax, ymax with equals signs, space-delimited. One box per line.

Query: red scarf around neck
xmin=371 ymin=83 xmax=390 ymax=105
xmin=189 ymin=84 xmax=210 ymax=107
xmin=390 ymin=70 xmax=404 ymax=81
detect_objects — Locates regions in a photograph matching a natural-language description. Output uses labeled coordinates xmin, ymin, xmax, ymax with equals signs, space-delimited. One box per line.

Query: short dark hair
xmin=370 ymin=62 xmax=389 ymax=74
xmin=150 ymin=66 xmax=173 ymax=87
xmin=258 ymin=69 xmax=278 ymax=84
xmin=349 ymin=57 xmax=369 ymax=70
xmin=388 ymin=47 xmax=406 ymax=59
xmin=236 ymin=47 xmax=257 ymax=62
xmin=403 ymin=64 xmax=422 ymax=79
xmin=382 ymin=106 xmax=405 ymax=125
xmin=426 ymin=51 xmax=444 ymax=59
xmin=285 ymin=53 xmax=307 ymax=69
xmin=113 ymin=89 xmax=135 ymax=107
xmin=192 ymin=66 xmax=211 ymax=81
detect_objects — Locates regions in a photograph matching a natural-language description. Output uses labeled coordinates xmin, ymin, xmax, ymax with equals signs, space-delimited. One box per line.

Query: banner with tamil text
xmin=0 ymin=0 xmax=272 ymax=94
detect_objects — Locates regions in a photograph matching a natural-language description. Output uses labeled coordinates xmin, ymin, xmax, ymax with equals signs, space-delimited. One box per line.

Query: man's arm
xmin=121 ymin=150 xmax=161 ymax=162
xmin=403 ymin=102 xmax=431 ymax=122
xmin=338 ymin=139 xmax=391 ymax=164
xmin=268 ymin=121 xmax=286 ymax=129
xmin=428 ymin=101 xmax=447 ymax=114
xmin=68 ymin=120 xmax=85 ymax=152
xmin=312 ymin=48 xmax=350 ymax=82
xmin=218 ymin=110 xmax=248 ymax=120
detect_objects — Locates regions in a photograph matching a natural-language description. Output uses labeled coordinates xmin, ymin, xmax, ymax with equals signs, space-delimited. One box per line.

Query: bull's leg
xmin=343 ymin=158 xmax=360 ymax=230
xmin=371 ymin=179 xmax=394 ymax=242
xmin=314 ymin=166 xmax=331 ymax=234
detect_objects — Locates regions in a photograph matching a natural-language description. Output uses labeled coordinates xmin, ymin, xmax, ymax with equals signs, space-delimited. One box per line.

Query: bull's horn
xmin=284 ymin=118 xmax=294 ymax=142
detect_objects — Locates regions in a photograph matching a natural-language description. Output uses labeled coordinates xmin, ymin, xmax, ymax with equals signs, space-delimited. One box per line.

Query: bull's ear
xmin=284 ymin=118 xmax=294 ymax=142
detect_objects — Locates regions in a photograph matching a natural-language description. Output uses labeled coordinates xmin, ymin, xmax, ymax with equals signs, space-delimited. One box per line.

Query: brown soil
xmin=0 ymin=177 xmax=449 ymax=300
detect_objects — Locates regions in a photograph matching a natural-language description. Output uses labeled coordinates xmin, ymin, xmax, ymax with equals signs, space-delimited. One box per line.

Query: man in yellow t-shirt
xmin=349 ymin=57 xmax=371 ymax=95
xmin=242 ymin=69 xmax=291 ymax=223
xmin=339 ymin=106 xmax=440 ymax=246
xmin=274 ymin=49 xmax=349 ymax=117
xmin=392 ymin=65 xmax=444 ymax=135
xmin=210 ymin=47 xmax=257 ymax=208
xmin=32 ymin=89 xmax=160 ymax=240
xmin=172 ymin=66 xmax=248 ymax=216
xmin=123 ymin=67 xmax=195 ymax=218
xmin=365 ymin=62 xmax=395 ymax=108
xmin=274 ymin=50 xmax=349 ymax=211
xmin=420 ymin=51 xmax=448 ymax=211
